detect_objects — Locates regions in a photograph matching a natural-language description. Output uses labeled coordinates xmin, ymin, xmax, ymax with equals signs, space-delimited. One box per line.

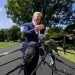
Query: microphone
xmin=46 ymin=39 xmax=57 ymax=50
xmin=23 ymin=41 xmax=36 ymax=63
xmin=38 ymin=34 xmax=59 ymax=55
xmin=46 ymin=39 xmax=59 ymax=55
xmin=38 ymin=34 xmax=46 ymax=42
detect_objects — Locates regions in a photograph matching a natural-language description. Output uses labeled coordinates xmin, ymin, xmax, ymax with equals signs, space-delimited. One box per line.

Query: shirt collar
xmin=32 ymin=21 xmax=37 ymax=26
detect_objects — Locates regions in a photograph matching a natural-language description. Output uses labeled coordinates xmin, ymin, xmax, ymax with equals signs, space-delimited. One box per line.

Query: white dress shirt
xmin=32 ymin=21 xmax=40 ymax=35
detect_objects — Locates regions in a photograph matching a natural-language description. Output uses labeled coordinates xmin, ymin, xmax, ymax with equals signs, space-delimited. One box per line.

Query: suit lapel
xmin=30 ymin=22 xmax=35 ymax=28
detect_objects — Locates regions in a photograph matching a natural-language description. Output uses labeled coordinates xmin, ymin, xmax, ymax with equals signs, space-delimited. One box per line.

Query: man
xmin=22 ymin=12 xmax=45 ymax=75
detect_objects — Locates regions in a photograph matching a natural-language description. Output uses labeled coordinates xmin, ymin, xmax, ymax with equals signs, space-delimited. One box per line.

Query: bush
xmin=20 ymin=32 xmax=24 ymax=42
xmin=0 ymin=29 xmax=5 ymax=42
xmin=45 ymin=27 xmax=64 ymax=40
xmin=45 ymin=27 xmax=52 ymax=40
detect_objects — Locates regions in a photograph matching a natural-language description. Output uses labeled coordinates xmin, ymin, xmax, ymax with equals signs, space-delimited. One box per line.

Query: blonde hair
xmin=33 ymin=12 xmax=43 ymax=17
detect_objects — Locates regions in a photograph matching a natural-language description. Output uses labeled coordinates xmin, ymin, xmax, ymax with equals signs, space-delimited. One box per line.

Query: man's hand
xmin=34 ymin=24 xmax=44 ymax=32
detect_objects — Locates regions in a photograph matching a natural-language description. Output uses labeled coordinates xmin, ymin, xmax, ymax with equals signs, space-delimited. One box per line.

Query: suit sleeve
xmin=23 ymin=23 xmax=35 ymax=34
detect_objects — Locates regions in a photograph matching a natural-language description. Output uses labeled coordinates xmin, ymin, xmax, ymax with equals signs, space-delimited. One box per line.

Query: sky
xmin=0 ymin=0 xmax=15 ymax=29
xmin=0 ymin=0 xmax=75 ymax=29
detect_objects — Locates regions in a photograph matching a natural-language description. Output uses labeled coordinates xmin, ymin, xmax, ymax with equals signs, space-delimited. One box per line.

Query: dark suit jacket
xmin=23 ymin=22 xmax=45 ymax=46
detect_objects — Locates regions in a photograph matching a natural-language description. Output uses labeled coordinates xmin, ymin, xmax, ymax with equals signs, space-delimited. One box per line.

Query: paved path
xmin=0 ymin=42 xmax=75 ymax=75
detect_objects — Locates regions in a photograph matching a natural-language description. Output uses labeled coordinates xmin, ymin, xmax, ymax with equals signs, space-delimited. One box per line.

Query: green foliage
xmin=20 ymin=32 xmax=24 ymax=42
xmin=45 ymin=27 xmax=64 ymax=40
xmin=52 ymin=27 xmax=63 ymax=33
xmin=3 ymin=29 xmax=9 ymax=41
xmin=0 ymin=29 xmax=5 ymax=42
xmin=50 ymin=32 xmax=64 ymax=40
xmin=5 ymin=0 xmax=74 ymax=26
xmin=5 ymin=0 xmax=33 ymax=25
xmin=8 ymin=25 xmax=20 ymax=41
xmin=45 ymin=27 xmax=52 ymax=39
xmin=0 ymin=26 xmax=21 ymax=42
xmin=64 ymin=24 xmax=75 ymax=33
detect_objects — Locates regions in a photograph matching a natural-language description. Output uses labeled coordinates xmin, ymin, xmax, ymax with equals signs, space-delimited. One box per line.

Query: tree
xmin=3 ymin=29 xmax=9 ymax=41
xmin=64 ymin=24 xmax=75 ymax=33
xmin=0 ymin=29 xmax=5 ymax=42
xmin=6 ymin=0 xmax=75 ymax=27
xmin=8 ymin=25 xmax=20 ymax=41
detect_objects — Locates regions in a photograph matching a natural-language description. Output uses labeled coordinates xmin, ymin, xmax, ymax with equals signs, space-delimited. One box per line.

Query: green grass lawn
xmin=57 ymin=47 xmax=75 ymax=63
xmin=0 ymin=42 xmax=15 ymax=48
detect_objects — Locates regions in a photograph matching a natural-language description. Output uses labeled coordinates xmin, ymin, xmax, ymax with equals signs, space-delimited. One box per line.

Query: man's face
xmin=32 ymin=15 xmax=42 ymax=24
